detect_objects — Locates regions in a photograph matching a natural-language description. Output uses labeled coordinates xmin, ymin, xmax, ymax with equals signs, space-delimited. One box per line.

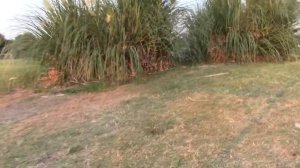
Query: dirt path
xmin=0 ymin=85 xmax=140 ymax=132
xmin=0 ymin=90 xmax=70 ymax=125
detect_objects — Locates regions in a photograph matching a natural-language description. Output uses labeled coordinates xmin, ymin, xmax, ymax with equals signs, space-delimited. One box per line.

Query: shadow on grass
xmin=62 ymin=82 xmax=107 ymax=94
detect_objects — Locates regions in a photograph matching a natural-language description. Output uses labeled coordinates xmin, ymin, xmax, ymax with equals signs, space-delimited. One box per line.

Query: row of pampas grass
xmin=27 ymin=0 xmax=183 ymax=82
xmin=15 ymin=0 xmax=300 ymax=83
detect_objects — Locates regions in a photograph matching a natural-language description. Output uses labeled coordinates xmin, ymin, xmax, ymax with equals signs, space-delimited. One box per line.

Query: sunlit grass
xmin=0 ymin=59 xmax=45 ymax=92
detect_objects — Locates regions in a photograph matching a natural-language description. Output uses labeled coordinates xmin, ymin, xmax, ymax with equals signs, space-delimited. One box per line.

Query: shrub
xmin=27 ymin=0 xmax=180 ymax=82
xmin=9 ymin=33 xmax=38 ymax=59
xmin=0 ymin=34 xmax=6 ymax=57
xmin=185 ymin=0 xmax=298 ymax=63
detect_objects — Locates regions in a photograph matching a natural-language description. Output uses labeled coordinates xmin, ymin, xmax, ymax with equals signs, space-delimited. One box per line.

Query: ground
xmin=0 ymin=63 xmax=300 ymax=167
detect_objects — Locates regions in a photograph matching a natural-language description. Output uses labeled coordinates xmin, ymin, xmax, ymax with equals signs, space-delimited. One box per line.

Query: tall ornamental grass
xmin=185 ymin=0 xmax=298 ymax=63
xmin=28 ymin=0 xmax=180 ymax=82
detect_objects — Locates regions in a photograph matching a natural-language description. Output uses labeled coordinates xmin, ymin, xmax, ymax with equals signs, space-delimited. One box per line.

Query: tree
xmin=0 ymin=33 xmax=5 ymax=54
xmin=10 ymin=33 xmax=37 ymax=59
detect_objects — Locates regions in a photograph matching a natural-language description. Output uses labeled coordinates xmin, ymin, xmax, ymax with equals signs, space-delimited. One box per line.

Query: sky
xmin=0 ymin=0 xmax=42 ymax=39
xmin=0 ymin=0 xmax=200 ymax=39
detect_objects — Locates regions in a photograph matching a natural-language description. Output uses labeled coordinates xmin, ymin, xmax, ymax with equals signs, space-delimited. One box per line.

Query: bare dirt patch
xmin=0 ymin=89 xmax=72 ymax=125
xmin=10 ymin=85 xmax=141 ymax=136
xmin=0 ymin=89 xmax=34 ymax=108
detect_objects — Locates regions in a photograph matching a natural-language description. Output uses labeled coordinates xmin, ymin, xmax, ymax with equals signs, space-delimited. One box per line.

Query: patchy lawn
xmin=0 ymin=63 xmax=300 ymax=167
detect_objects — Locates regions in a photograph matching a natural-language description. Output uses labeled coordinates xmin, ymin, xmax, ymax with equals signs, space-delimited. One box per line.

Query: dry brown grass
xmin=1 ymin=63 xmax=300 ymax=167
xmin=226 ymin=99 xmax=300 ymax=167
xmin=164 ymin=92 xmax=268 ymax=167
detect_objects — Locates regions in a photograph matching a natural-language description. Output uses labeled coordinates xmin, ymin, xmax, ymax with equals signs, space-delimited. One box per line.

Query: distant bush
xmin=0 ymin=34 xmax=6 ymax=58
xmin=0 ymin=34 xmax=14 ymax=59
xmin=27 ymin=0 xmax=181 ymax=82
xmin=9 ymin=33 xmax=38 ymax=59
xmin=184 ymin=0 xmax=298 ymax=64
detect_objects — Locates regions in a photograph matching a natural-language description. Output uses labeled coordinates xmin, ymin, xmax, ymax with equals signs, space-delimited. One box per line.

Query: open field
xmin=0 ymin=63 xmax=300 ymax=167
xmin=0 ymin=59 xmax=44 ymax=93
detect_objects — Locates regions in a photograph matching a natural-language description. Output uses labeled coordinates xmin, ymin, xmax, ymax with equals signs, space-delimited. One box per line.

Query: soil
xmin=0 ymin=85 xmax=140 ymax=135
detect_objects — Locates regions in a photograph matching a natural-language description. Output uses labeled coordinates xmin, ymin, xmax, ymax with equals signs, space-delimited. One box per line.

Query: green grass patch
xmin=62 ymin=82 xmax=107 ymax=94
xmin=0 ymin=59 xmax=45 ymax=92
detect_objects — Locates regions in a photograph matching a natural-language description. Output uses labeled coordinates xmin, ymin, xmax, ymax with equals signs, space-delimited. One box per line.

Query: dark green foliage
xmin=9 ymin=33 xmax=37 ymax=59
xmin=0 ymin=34 xmax=6 ymax=57
xmin=0 ymin=36 xmax=13 ymax=59
xmin=0 ymin=34 xmax=5 ymax=47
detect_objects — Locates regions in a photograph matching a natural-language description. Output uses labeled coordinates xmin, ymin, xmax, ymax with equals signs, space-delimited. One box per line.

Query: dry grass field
xmin=0 ymin=63 xmax=300 ymax=167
